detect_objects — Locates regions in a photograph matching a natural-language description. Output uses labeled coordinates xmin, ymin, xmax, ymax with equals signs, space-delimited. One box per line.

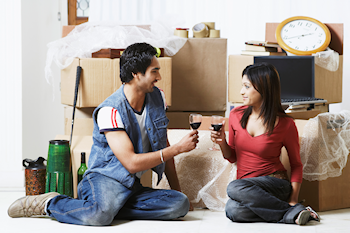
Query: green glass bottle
xmin=77 ymin=152 xmax=88 ymax=184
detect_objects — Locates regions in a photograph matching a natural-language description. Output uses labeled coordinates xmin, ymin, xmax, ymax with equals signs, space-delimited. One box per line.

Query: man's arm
xmin=164 ymin=140 xmax=181 ymax=191
xmin=105 ymin=130 xmax=198 ymax=174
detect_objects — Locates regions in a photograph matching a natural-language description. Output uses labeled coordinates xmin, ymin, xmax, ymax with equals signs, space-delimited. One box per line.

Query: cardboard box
xmin=64 ymin=106 xmax=94 ymax=136
xmin=167 ymin=38 xmax=227 ymax=112
xmin=298 ymin=160 xmax=350 ymax=211
xmin=228 ymin=55 xmax=343 ymax=104
xmin=61 ymin=57 xmax=172 ymax=108
xmin=282 ymin=119 xmax=350 ymax=211
xmin=166 ymin=111 xmax=226 ymax=129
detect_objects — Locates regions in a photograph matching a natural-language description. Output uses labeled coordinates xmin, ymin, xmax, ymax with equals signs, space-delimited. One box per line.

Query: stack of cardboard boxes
xmin=228 ymin=23 xmax=344 ymax=120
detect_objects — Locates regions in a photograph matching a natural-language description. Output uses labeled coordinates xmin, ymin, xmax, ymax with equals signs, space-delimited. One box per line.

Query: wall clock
xmin=276 ymin=16 xmax=331 ymax=55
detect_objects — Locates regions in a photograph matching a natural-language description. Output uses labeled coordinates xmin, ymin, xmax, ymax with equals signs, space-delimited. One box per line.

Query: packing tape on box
xmin=174 ymin=29 xmax=189 ymax=38
xmin=192 ymin=23 xmax=209 ymax=38
xmin=203 ymin=22 xmax=215 ymax=30
xmin=209 ymin=29 xmax=220 ymax=38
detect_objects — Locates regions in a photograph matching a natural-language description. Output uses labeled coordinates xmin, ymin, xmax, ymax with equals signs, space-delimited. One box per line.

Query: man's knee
xmin=172 ymin=192 xmax=190 ymax=219
xmin=81 ymin=205 xmax=116 ymax=226
xmin=166 ymin=192 xmax=190 ymax=219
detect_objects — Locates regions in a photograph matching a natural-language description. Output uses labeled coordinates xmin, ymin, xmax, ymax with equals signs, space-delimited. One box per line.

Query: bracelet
xmin=160 ymin=149 xmax=164 ymax=163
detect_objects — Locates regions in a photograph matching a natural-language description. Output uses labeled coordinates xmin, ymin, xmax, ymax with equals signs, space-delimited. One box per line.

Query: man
xmin=8 ymin=42 xmax=198 ymax=225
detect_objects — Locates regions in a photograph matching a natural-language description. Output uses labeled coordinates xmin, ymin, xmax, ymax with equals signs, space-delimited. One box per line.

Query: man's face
xmin=137 ymin=56 xmax=161 ymax=93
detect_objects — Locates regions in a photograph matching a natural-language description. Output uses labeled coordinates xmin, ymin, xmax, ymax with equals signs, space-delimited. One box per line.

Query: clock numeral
xmin=318 ymin=33 xmax=323 ymax=37
xmin=306 ymin=23 xmax=312 ymax=27
xmin=305 ymin=47 xmax=308 ymax=51
xmin=289 ymin=24 xmax=295 ymax=28
xmin=315 ymin=27 xmax=318 ymax=31
xmin=295 ymin=46 xmax=299 ymax=49
xmin=298 ymin=22 xmax=303 ymax=26
xmin=313 ymin=45 xmax=316 ymax=48
xmin=318 ymin=40 xmax=322 ymax=44
xmin=284 ymin=29 xmax=288 ymax=32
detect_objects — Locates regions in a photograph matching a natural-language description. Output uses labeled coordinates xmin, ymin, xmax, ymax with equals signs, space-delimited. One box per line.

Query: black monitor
xmin=254 ymin=56 xmax=315 ymax=100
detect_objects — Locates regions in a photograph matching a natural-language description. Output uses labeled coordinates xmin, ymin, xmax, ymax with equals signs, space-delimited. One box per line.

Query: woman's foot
xmin=295 ymin=210 xmax=311 ymax=225
xmin=306 ymin=206 xmax=320 ymax=222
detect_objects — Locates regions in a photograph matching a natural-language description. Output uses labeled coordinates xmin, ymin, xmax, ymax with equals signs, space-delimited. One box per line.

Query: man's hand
xmin=175 ymin=130 xmax=199 ymax=154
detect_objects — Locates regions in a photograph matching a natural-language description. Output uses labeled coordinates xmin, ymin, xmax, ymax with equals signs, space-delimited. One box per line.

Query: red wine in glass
xmin=190 ymin=122 xmax=201 ymax=130
xmin=209 ymin=115 xmax=223 ymax=151
xmin=189 ymin=114 xmax=202 ymax=149
xmin=211 ymin=123 xmax=223 ymax=131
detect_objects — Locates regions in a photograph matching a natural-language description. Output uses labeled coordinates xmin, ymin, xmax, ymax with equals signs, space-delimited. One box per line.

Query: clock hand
xmin=285 ymin=33 xmax=314 ymax=40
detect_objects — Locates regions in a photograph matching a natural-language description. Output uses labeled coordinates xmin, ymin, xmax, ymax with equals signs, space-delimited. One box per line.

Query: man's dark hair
xmin=120 ymin=42 xmax=157 ymax=83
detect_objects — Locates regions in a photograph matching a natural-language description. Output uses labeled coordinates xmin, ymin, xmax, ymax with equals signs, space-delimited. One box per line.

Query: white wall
xmin=0 ymin=0 xmax=23 ymax=190
xmin=21 ymin=0 xmax=67 ymax=162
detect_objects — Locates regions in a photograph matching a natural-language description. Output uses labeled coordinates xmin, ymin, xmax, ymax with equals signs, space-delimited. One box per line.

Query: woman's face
xmin=240 ymin=75 xmax=263 ymax=107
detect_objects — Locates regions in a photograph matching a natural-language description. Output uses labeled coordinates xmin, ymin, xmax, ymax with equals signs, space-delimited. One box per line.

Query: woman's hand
xmin=210 ymin=120 xmax=226 ymax=146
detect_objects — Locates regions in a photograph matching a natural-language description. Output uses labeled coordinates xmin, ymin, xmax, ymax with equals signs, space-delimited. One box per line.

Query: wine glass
xmin=189 ymin=114 xmax=202 ymax=149
xmin=209 ymin=115 xmax=224 ymax=151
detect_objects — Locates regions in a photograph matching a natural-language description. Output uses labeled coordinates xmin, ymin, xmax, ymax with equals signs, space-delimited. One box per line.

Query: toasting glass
xmin=189 ymin=114 xmax=202 ymax=149
xmin=209 ymin=115 xmax=223 ymax=151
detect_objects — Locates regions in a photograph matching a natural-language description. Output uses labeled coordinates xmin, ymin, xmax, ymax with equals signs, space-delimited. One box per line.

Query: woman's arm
xmin=284 ymin=120 xmax=304 ymax=204
xmin=289 ymin=182 xmax=301 ymax=206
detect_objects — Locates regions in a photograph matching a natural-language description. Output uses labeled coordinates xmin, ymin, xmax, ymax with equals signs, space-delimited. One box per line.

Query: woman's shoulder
xmin=278 ymin=115 xmax=296 ymax=129
xmin=229 ymin=106 xmax=247 ymax=125
xmin=230 ymin=105 xmax=247 ymax=115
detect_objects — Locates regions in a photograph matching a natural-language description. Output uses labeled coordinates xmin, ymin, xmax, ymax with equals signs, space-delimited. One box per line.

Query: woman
xmin=211 ymin=63 xmax=319 ymax=225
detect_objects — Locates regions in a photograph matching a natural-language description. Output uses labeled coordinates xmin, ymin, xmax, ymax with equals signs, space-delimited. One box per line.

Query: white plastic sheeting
xmin=44 ymin=21 xmax=187 ymax=87
xmin=301 ymin=111 xmax=350 ymax=181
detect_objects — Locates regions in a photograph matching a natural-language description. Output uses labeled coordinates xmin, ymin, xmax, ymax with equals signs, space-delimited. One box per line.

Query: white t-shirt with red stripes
xmin=96 ymin=89 xmax=167 ymax=179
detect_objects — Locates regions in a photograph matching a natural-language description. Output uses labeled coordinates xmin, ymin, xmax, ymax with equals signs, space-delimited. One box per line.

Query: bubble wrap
xmin=153 ymin=130 xmax=237 ymax=211
xmin=300 ymin=110 xmax=350 ymax=181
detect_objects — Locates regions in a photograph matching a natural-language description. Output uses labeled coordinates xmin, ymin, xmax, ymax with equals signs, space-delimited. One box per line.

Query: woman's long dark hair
xmin=238 ymin=62 xmax=291 ymax=135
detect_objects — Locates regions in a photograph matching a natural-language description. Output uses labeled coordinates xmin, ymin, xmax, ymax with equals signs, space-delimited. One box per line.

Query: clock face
xmin=280 ymin=19 xmax=327 ymax=52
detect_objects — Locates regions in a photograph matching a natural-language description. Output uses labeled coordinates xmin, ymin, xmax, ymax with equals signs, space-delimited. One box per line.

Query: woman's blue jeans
xmin=46 ymin=172 xmax=190 ymax=225
xmin=225 ymin=176 xmax=305 ymax=223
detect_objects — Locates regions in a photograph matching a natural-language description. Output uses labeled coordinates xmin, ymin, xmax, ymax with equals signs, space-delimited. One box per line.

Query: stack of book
xmin=241 ymin=41 xmax=286 ymax=56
